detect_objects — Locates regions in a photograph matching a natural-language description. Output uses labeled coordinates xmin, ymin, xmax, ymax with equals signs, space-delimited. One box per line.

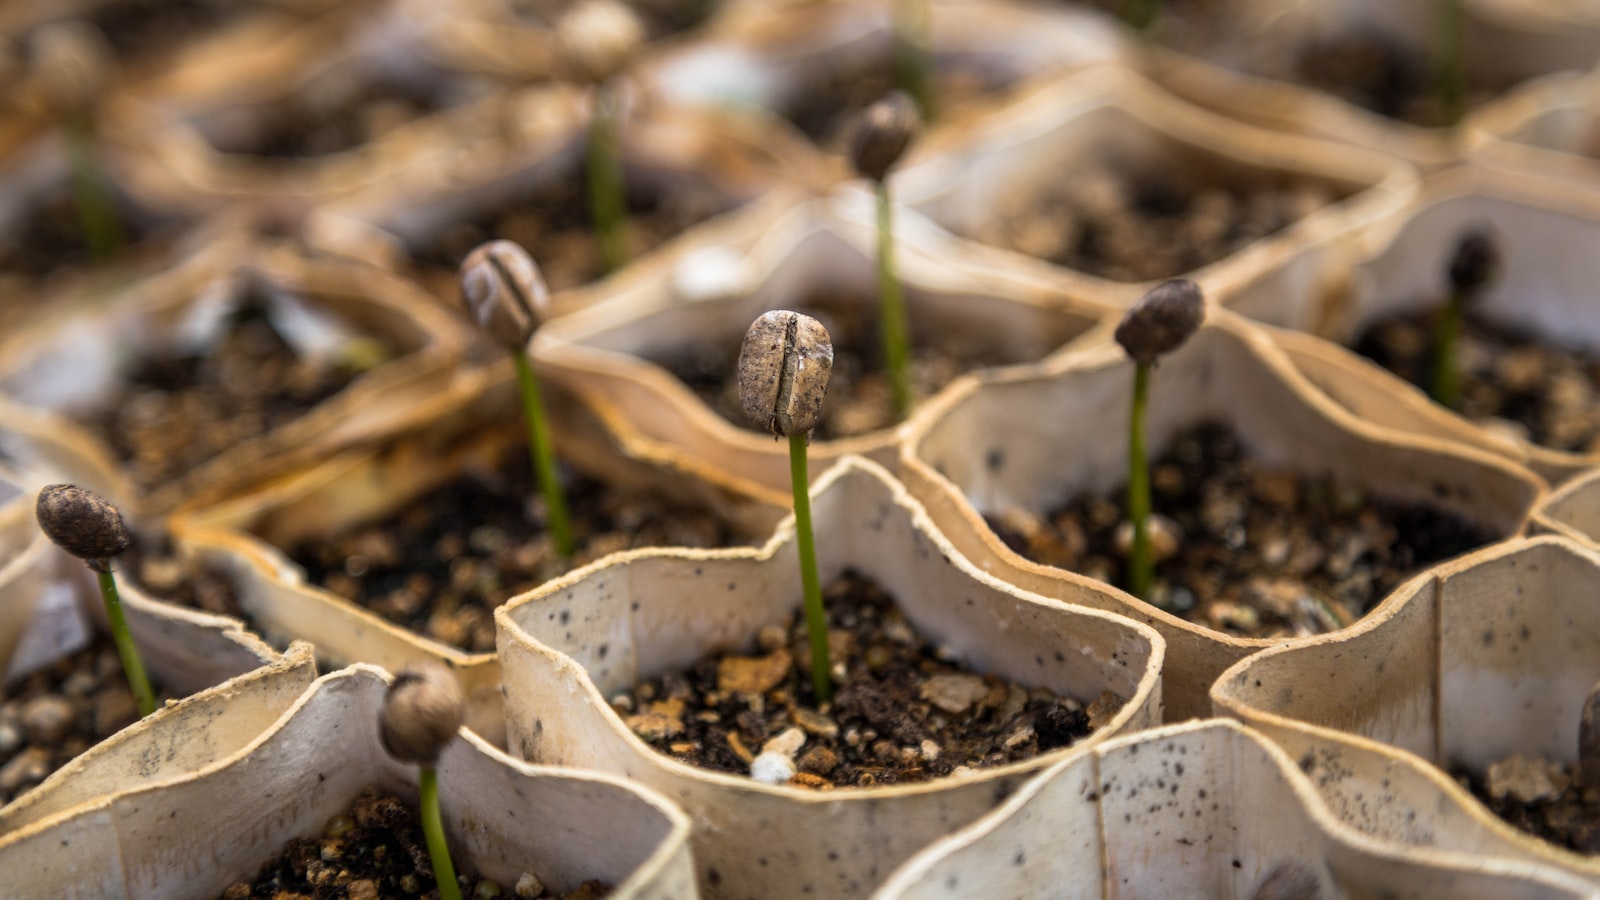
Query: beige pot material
xmin=0 ymin=664 xmax=701 ymax=898
xmin=537 ymin=195 xmax=1114 ymax=512
xmin=1253 ymin=164 xmax=1600 ymax=483
xmin=0 ymin=236 xmax=471 ymax=516
xmin=1472 ymin=65 xmax=1600 ymax=190
xmin=898 ymin=308 xmax=1543 ymax=721
xmin=1213 ymin=535 xmax=1600 ymax=887
xmin=892 ymin=64 xmax=1418 ymax=310
xmin=1530 ymin=465 xmax=1600 ymax=546
xmin=496 ymin=456 xmax=1164 ymax=900
xmin=875 ymin=718 xmax=1593 ymax=899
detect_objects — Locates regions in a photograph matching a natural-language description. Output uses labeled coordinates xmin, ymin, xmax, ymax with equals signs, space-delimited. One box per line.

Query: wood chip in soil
xmin=984 ymin=422 xmax=1497 ymax=638
xmin=1453 ymin=755 xmax=1600 ymax=856
xmin=968 ymin=162 xmax=1342 ymax=282
xmin=219 ymin=785 xmax=610 ymax=899
xmin=289 ymin=444 xmax=747 ymax=653
xmin=655 ymin=290 xmax=1048 ymax=441
xmin=615 ymin=569 xmax=1119 ymax=788
xmin=82 ymin=294 xmax=377 ymax=493
xmin=1354 ymin=307 xmax=1600 ymax=454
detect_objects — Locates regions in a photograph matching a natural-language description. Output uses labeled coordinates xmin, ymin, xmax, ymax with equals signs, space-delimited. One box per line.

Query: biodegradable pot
xmin=1242 ymin=164 xmax=1600 ymax=483
xmin=1212 ymin=535 xmax=1600 ymax=887
xmin=875 ymin=718 xmax=1594 ymax=899
xmin=0 ymin=664 xmax=701 ymax=898
xmin=1472 ymin=66 xmax=1600 ymax=185
xmin=496 ymin=456 xmax=1165 ymax=900
xmin=1530 ymin=465 xmax=1600 ymax=546
xmin=897 ymin=308 xmax=1543 ymax=721
xmin=0 ymin=236 xmax=471 ymax=516
xmin=536 ymin=196 xmax=1113 ymax=512
xmin=889 ymin=64 xmax=1416 ymax=309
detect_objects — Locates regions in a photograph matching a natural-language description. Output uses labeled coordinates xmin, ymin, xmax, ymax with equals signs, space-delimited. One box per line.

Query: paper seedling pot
xmin=1530 ymin=466 xmax=1600 ymax=547
xmin=0 ymin=664 xmax=701 ymax=898
xmin=891 ymin=65 xmax=1417 ymax=308
xmin=536 ymin=197 xmax=1112 ymax=512
xmin=1213 ymin=535 xmax=1600 ymax=887
xmin=496 ymin=456 xmax=1163 ymax=900
xmin=1473 ymin=66 xmax=1600 ymax=191
xmin=1246 ymin=164 xmax=1600 ymax=483
xmin=875 ymin=718 xmax=1593 ymax=899
xmin=0 ymin=236 xmax=471 ymax=516
xmin=898 ymin=308 xmax=1543 ymax=721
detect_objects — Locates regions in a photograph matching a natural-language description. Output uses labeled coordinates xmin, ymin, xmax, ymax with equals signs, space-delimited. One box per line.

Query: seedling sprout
xmin=1431 ymin=227 xmax=1498 ymax=409
xmin=379 ymin=661 xmax=467 ymax=900
xmin=34 ymin=21 xmax=122 ymax=261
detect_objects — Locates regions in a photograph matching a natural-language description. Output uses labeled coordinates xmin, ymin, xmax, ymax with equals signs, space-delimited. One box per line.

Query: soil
xmin=1292 ymin=32 xmax=1515 ymax=129
xmin=784 ymin=55 xmax=1007 ymax=149
xmin=289 ymin=443 xmax=746 ymax=653
xmin=656 ymin=291 xmax=1030 ymax=441
xmin=220 ymin=785 xmax=609 ymax=899
xmin=968 ymin=164 xmax=1340 ymax=282
xmin=0 ymin=637 xmax=162 ymax=805
xmin=38 ymin=0 xmax=258 ymax=64
xmin=121 ymin=530 xmax=247 ymax=620
xmin=984 ymin=422 xmax=1497 ymax=638
xmin=615 ymin=569 xmax=1118 ymax=788
xmin=82 ymin=292 xmax=374 ymax=493
xmin=1354 ymin=307 xmax=1600 ymax=453
xmin=0 ymin=181 xmax=175 ymax=282
xmin=410 ymin=158 xmax=736 ymax=297
xmin=510 ymin=0 xmax=716 ymax=41
xmin=1454 ymin=755 xmax=1600 ymax=855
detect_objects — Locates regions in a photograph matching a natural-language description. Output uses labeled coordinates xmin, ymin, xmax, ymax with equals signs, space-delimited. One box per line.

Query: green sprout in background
xmin=460 ymin=240 xmax=576 ymax=559
xmin=1434 ymin=0 xmax=1466 ymax=129
xmin=1431 ymin=227 xmax=1499 ymax=409
xmin=557 ymin=0 xmax=646 ymax=276
xmin=379 ymin=661 xmax=468 ymax=900
xmin=847 ymin=92 xmax=921 ymax=423
xmin=1119 ymin=0 xmax=1160 ymax=32
xmin=34 ymin=21 xmax=122 ymax=261
xmin=1112 ymin=279 xmax=1204 ymax=603
xmin=738 ymin=310 xmax=835 ymax=705
xmin=891 ymin=0 xmax=937 ymax=123
xmin=36 ymin=484 xmax=155 ymax=717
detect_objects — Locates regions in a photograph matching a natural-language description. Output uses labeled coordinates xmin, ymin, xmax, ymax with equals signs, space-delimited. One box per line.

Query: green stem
xmin=1119 ymin=0 xmax=1158 ymax=31
xmin=98 ymin=569 xmax=155 ymax=718
xmin=65 ymin=112 xmax=121 ymax=263
xmin=876 ymin=181 xmax=912 ymax=422
xmin=1431 ymin=291 xmax=1464 ymax=409
xmin=891 ymin=0 xmax=937 ymax=122
xmin=1434 ymin=0 xmax=1466 ymax=129
xmin=1127 ymin=362 xmax=1153 ymax=602
xmin=419 ymin=767 xmax=461 ymax=900
xmin=789 ymin=431 xmax=830 ymax=706
xmin=514 ymin=352 xmax=575 ymax=559
xmin=587 ymin=82 xmax=627 ymax=275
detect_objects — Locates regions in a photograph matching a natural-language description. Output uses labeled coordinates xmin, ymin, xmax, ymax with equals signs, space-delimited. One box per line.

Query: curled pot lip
xmin=495 ymin=454 xmax=1165 ymax=900
xmin=1211 ymin=534 xmax=1600 ymax=887
xmin=896 ymin=307 xmax=1546 ymax=721
xmin=875 ymin=717 xmax=1597 ymax=898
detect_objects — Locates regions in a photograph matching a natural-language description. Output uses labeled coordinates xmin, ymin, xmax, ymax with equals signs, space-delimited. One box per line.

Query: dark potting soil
xmin=969 ymin=164 xmax=1341 ymax=282
xmin=0 ymin=637 xmax=166 ymax=804
xmin=59 ymin=0 xmax=261 ymax=64
xmin=83 ymin=295 xmax=371 ymax=493
xmin=0 ymin=182 xmax=172 ymax=283
xmin=1454 ymin=756 xmax=1600 ymax=856
xmin=410 ymin=158 xmax=736 ymax=297
xmin=656 ymin=291 xmax=1028 ymax=441
xmin=120 ymin=530 xmax=246 ymax=620
xmin=289 ymin=444 xmax=745 ymax=653
xmin=784 ymin=55 xmax=1007 ymax=149
xmin=220 ymin=786 xmax=611 ymax=899
xmin=1293 ymin=32 xmax=1516 ymax=129
xmin=1354 ymin=307 xmax=1600 ymax=453
xmin=616 ymin=569 xmax=1118 ymax=788
xmin=510 ymin=0 xmax=715 ymax=42
xmin=984 ymin=422 xmax=1496 ymax=638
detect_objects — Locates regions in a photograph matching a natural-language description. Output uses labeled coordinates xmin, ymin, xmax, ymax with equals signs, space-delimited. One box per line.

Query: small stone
xmin=919 ymin=739 xmax=941 ymax=762
xmin=474 ymin=880 xmax=504 ymax=899
xmin=515 ymin=873 xmax=545 ymax=898
xmin=761 ymin=726 xmax=806 ymax=758
xmin=1485 ymin=754 xmax=1568 ymax=804
xmin=790 ymin=707 xmax=839 ymax=740
xmin=1002 ymin=727 xmax=1035 ymax=751
xmin=608 ymin=693 xmax=634 ymax=714
xmin=20 ymin=696 xmax=74 ymax=744
xmin=0 ymin=721 xmax=21 ymax=755
xmin=920 ymin=673 xmax=991 ymax=715
xmin=798 ymin=745 xmax=839 ymax=775
xmin=755 ymin=624 xmax=788 ymax=653
xmin=0 ymin=747 xmax=50 ymax=794
xmin=750 ymin=751 xmax=797 ymax=785
xmin=1206 ymin=601 xmax=1260 ymax=634
xmin=716 ymin=649 xmax=791 ymax=696
xmin=1112 ymin=514 xmax=1180 ymax=563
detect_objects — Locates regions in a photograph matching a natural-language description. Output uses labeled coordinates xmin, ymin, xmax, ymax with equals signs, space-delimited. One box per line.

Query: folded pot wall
xmin=1473 ymin=66 xmax=1600 ymax=185
xmin=496 ymin=457 xmax=1163 ymax=899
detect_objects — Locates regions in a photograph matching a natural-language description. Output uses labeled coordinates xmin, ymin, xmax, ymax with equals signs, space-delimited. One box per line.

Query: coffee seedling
xmin=1113 ymin=279 xmax=1204 ymax=602
xmin=738 ymin=310 xmax=835 ymax=704
xmin=848 ymin=92 xmax=920 ymax=422
xmin=460 ymin=239 xmax=575 ymax=559
xmin=33 ymin=21 xmax=122 ymax=261
xmin=891 ymin=0 xmax=937 ymax=122
xmin=380 ymin=661 xmax=467 ymax=900
xmin=557 ymin=0 xmax=645 ymax=275
xmin=1434 ymin=0 xmax=1466 ymax=129
xmin=1431 ymin=226 xmax=1498 ymax=410
xmin=35 ymin=484 xmax=154 ymax=717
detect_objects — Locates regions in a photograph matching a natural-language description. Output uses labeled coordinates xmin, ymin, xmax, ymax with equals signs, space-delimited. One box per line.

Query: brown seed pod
xmin=848 ymin=92 xmax=921 ymax=183
xmin=36 ymin=484 xmax=128 ymax=573
xmin=1252 ymin=860 xmax=1321 ymax=900
xmin=1114 ymin=279 xmax=1205 ymax=366
xmin=459 ymin=240 xmax=550 ymax=352
xmin=556 ymin=0 xmax=645 ymax=84
xmin=379 ymin=661 xmax=466 ymax=767
xmin=1447 ymin=226 xmax=1499 ymax=296
xmin=1580 ymin=679 xmax=1600 ymax=792
xmin=737 ymin=310 xmax=833 ymax=437
xmin=32 ymin=20 xmax=111 ymax=114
